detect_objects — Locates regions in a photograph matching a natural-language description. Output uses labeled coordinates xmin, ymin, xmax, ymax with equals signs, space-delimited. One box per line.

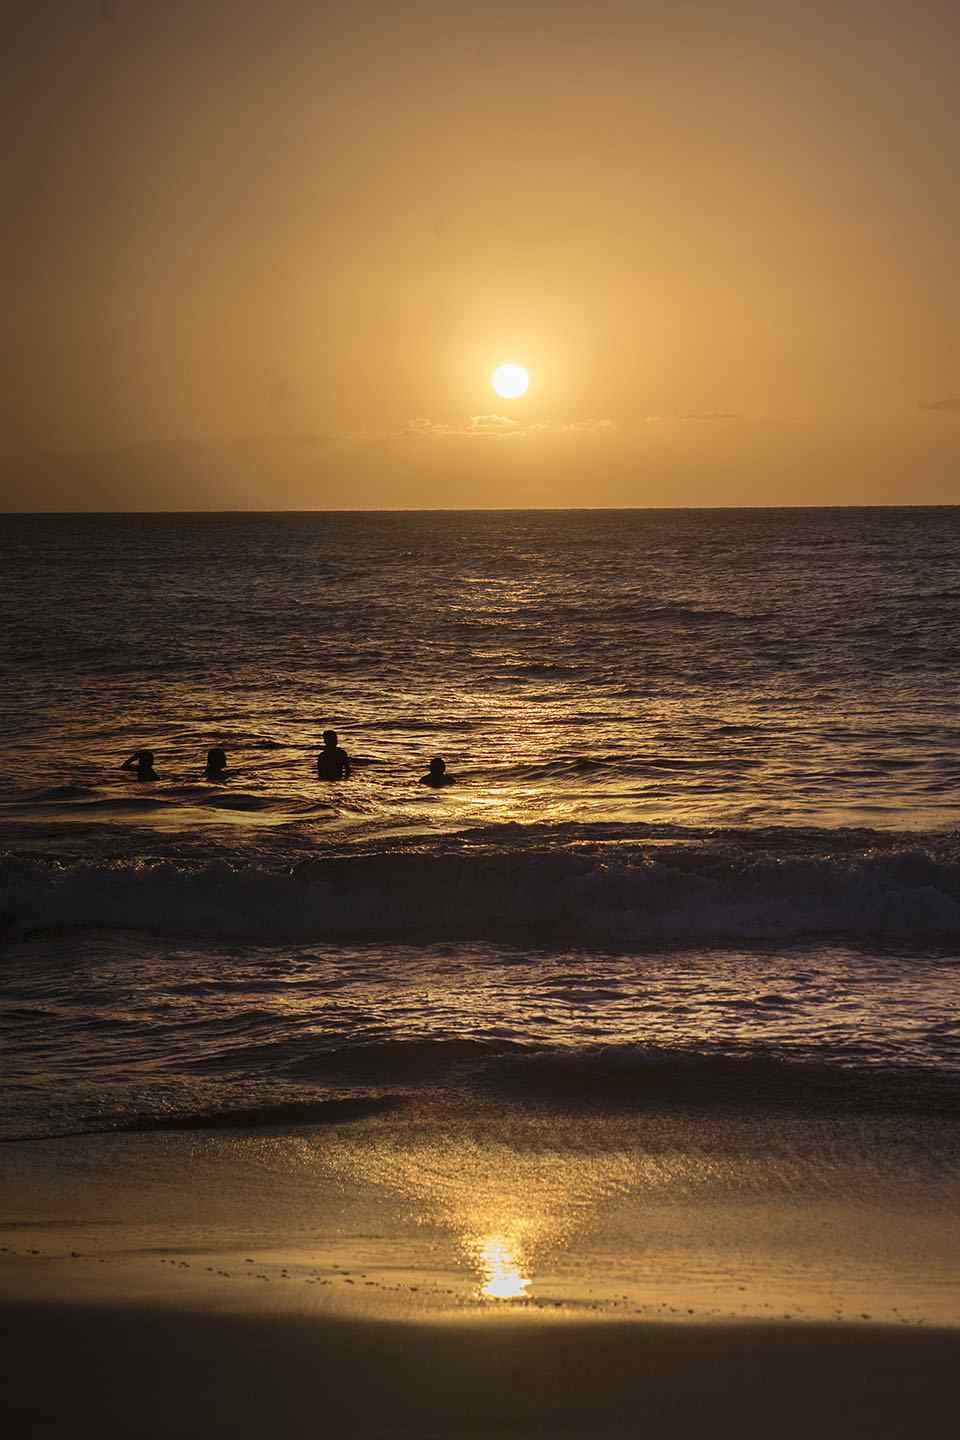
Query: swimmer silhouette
xmin=205 ymin=746 xmax=228 ymax=779
xmin=120 ymin=749 xmax=158 ymax=781
xmin=317 ymin=729 xmax=351 ymax=779
xmin=420 ymin=756 xmax=455 ymax=788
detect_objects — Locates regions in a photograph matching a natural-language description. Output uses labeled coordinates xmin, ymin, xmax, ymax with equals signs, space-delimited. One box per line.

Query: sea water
xmin=2 ymin=508 xmax=959 ymax=1143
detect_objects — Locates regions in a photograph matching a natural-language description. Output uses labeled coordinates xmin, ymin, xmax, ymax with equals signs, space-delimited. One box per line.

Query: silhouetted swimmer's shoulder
xmin=317 ymin=729 xmax=351 ymax=779
xmin=204 ymin=746 xmax=228 ymax=780
xmin=420 ymin=756 xmax=455 ymax=788
xmin=120 ymin=749 xmax=158 ymax=781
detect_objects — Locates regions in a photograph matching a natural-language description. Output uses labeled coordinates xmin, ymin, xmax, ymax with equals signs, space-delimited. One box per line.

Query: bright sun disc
xmin=491 ymin=363 xmax=529 ymax=400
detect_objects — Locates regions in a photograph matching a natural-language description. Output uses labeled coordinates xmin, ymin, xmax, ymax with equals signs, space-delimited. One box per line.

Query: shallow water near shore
xmin=2 ymin=927 xmax=959 ymax=1143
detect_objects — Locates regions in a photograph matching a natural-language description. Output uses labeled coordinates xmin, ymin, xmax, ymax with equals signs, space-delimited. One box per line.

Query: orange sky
xmin=2 ymin=0 xmax=959 ymax=508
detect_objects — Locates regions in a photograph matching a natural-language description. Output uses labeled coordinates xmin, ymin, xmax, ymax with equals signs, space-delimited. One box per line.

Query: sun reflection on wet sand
xmin=278 ymin=1113 xmax=960 ymax=1326
xmin=313 ymin=1129 xmax=651 ymax=1306
xmin=471 ymin=1232 xmax=531 ymax=1300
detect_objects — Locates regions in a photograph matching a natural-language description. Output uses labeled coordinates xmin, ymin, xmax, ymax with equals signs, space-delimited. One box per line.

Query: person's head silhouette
xmin=121 ymin=748 xmax=158 ymax=780
xmin=420 ymin=755 xmax=454 ymax=787
xmin=205 ymin=746 xmax=227 ymax=777
xmin=317 ymin=730 xmax=350 ymax=779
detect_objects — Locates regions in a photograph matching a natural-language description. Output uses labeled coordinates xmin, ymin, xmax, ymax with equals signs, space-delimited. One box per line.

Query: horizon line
xmin=4 ymin=503 xmax=960 ymax=516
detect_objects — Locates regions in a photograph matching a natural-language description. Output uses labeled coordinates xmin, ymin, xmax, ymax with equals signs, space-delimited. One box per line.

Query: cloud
xmin=919 ymin=397 xmax=960 ymax=412
xmin=637 ymin=412 xmax=739 ymax=425
xmin=405 ymin=416 xmax=615 ymax=441
xmin=405 ymin=415 xmax=522 ymax=439
xmin=561 ymin=418 xmax=616 ymax=433
xmin=468 ymin=414 xmax=520 ymax=434
xmin=405 ymin=418 xmax=452 ymax=436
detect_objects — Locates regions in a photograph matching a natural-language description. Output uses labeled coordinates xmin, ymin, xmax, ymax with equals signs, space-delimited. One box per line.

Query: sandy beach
xmin=3 ymin=1106 xmax=958 ymax=1438
xmin=4 ymin=1290 xmax=958 ymax=1439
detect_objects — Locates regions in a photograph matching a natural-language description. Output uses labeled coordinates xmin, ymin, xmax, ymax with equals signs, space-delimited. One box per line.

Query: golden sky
xmin=2 ymin=0 xmax=959 ymax=507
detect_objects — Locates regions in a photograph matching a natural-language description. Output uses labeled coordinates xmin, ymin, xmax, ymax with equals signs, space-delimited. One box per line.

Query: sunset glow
xmin=3 ymin=5 xmax=959 ymax=509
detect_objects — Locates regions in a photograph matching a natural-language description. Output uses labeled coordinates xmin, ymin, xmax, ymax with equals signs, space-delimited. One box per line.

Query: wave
xmin=181 ymin=791 xmax=279 ymax=813
xmin=11 ymin=792 xmax=173 ymax=813
xmin=0 ymin=1094 xmax=403 ymax=1144
xmin=354 ymin=717 xmax=480 ymax=732
xmin=498 ymin=662 xmax=583 ymax=680
xmin=502 ymin=754 xmax=758 ymax=781
xmin=6 ymin=1041 xmax=955 ymax=1141
xmin=601 ymin=602 xmax=748 ymax=625
xmin=3 ymin=825 xmax=960 ymax=945
xmin=15 ymin=785 xmax=99 ymax=803
xmin=183 ymin=1035 xmax=960 ymax=1115
xmin=489 ymin=1044 xmax=960 ymax=1117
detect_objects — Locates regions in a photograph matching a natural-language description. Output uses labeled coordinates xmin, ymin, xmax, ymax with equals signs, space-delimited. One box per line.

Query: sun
xmin=491 ymin=363 xmax=529 ymax=400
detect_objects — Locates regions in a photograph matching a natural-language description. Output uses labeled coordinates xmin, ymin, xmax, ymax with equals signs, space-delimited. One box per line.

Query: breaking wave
xmin=3 ymin=825 xmax=960 ymax=945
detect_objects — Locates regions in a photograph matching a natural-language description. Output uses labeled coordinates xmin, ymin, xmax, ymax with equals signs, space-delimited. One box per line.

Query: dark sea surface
xmin=2 ymin=508 xmax=960 ymax=1141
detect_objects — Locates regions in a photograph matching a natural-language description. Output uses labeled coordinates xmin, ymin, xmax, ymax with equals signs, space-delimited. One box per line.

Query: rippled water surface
xmin=2 ymin=509 xmax=959 ymax=1138
xmin=3 ymin=507 xmax=960 ymax=834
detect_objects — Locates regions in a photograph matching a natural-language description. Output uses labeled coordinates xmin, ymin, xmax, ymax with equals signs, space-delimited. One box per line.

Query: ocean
xmin=2 ymin=507 xmax=960 ymax=1149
